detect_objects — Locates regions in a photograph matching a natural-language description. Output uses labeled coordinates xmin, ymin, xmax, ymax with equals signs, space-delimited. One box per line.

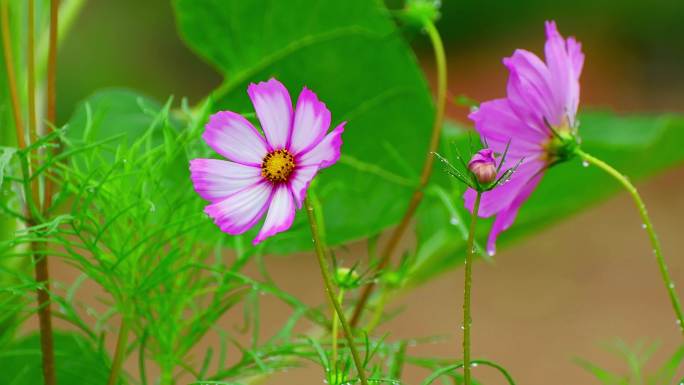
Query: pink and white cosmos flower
xmin=464 ymin=21 xmax=584 ymax=255
xmin=190 ymin=78 xmax=344 ymax=244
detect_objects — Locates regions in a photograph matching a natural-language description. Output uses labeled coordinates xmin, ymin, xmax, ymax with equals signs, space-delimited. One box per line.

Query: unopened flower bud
xmin=468 ymin=149 xmax=497 ymax=184
xmin=335 ymin=267 xmax=361 ymax=289
xmin=401 ymin=0 xmax=441 ymax=26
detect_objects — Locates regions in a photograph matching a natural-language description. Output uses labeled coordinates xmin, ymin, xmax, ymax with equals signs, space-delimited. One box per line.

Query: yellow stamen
xmin=261 ymin=149 xmax=295 ymax=183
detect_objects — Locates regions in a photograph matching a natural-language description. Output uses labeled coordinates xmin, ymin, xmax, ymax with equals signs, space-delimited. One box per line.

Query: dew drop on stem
xmin=582 ymin=160 xmax=589 ymax=167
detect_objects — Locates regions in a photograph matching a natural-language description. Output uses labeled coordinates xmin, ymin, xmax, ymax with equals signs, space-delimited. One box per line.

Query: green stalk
xmin=330 ymin=288 xmax=344 ymax=374
xmin=304 ymin=198 xmax=368 ymax=385
xmin=351 ymin=17 xmax=448 ymax=328
xmin=577 ymin=149 xmax=684 ymax=336
xmin=106 ymin=318 xmax=130 ymax=385
xmin=463 ymin=191 xmax=482 ymax=385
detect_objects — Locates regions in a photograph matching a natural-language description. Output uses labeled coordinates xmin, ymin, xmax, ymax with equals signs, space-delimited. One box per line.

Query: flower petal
xmin=297 ymin=122 xmax=345 ymax=168
xmin=253 ymin=184 xmax=296 ymax=244
xmin=544 ymin=20 xmax=582 ymax=126
xmin=190 ymin=158 xmax=263 ymax=203
xmin=248 ymin=78 xmax=293 ymax=149
xmin=485 ymin=171 xmax=543 ymax=255
xmin=204 ymin=182 xmax=272 ymax=235
xmin=464 ymin=159 xmax=545 ymax=218
xmin=503 ymin=49 xmax=557 ymax=131
xmin=203 ymin=111 xmax=269 ymax=166
xmin=289 ymin=86 xmax=331 ymax=155
xmin=469 ymin=99 xmax=546 ymax=158
xmin=288 ymin=165 xmax=319 ymax=209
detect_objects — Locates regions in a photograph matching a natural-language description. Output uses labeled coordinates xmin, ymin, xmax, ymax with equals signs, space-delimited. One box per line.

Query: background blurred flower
xmin=464 ymin=21 xmax=584 ymax=255
xmin=190 ymin=78 xmax=345 ymax=244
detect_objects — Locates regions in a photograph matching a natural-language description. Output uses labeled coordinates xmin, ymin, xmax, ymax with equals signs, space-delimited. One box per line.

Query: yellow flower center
xmin=261 ymin=149 xmax=295 ymax=183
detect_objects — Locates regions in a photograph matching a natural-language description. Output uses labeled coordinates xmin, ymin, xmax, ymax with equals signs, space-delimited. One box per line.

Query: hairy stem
xmin=304 ymin=198 xmax=368 ymax=385
xmin=577 ymin=149 xmax=684 ymax=336
xmin=463 ymin=191 xmax=481 ymax=385
xmin=351 ymin=18 xmax=447 ymax=327
xmin=107 ymin=318 xmax=130 ymax=385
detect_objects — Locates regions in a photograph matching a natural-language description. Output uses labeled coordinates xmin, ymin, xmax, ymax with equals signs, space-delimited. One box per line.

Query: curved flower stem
xmin=304 ymin=198 xmax=368 ymax=385
xmin=577 ymin=149 xmax=684 ymax=336
xmin=351 ymin=17 xmax=448 ymax=327
xmin=463 ymin=191 xmax=482 ymax=385
xmin=107 ymin=318 xmax=130 ymax=385
xmin=421 ymin=359 xmax=516 ymax=385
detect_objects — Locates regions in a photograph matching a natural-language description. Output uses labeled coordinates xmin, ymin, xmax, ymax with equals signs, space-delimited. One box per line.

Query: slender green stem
xmin=304 ymin=198 xmax=368 ymax=385
xmin=577 ymin=149 xmax=684 ymax=336
xmin=365 ymin=287 xmax=389 ymax=334
xmin=463 ymin=191 xmax=482 ymax=385
xmin=351 ymin=17 xmax=448 ymax=327
xmin=107 ymin=317 xmax=130 ymax=385
xmin=330 ymin=288 xmax=344 ymax=372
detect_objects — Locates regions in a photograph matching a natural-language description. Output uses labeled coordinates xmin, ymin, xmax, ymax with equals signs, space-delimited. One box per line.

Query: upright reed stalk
xmin=576 ymin=149 xmax=684 ymax=336
xmin=304 ymin=198 xmax=369 ymax=385
xmin=31 ymin=1 xmax=57 ymax=383
xmin=351 ymin=18 xmax=447 ymax=327
xmin=1 ymin=0 xmax=25 ymax=149
xmin=44 ymin=0 xmax=59 ymax=208
xmin=2 ymin=1 xmax=58 ymax=383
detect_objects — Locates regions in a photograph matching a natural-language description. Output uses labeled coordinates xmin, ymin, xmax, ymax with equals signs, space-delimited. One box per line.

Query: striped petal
xmin=248 ymin=78 xmax=293 ymax=150
xmin=204 ymin=182 xmax=272 ymax=235
xmin=203 ymin=111 xmax=269 ymax=166
xmin=253 ymin=184 xmax=296 ymax=244
xmin=190 ymin=158 xmax=262 ymax=203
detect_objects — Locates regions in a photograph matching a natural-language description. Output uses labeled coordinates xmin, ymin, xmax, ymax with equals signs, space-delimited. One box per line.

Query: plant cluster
xmin=1 ymin=1 xmax=684 ymax=385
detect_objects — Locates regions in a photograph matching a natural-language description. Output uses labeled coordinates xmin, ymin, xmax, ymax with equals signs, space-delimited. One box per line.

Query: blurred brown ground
xmin=40 ymin=2 xmax=684 ymax=383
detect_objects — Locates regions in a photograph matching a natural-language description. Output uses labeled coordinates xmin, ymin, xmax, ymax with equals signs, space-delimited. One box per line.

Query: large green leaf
xmin=411 ymin=111 xmax=684 ymax=285
xmin=0 ymin=331 xmax=111 ymax=385
xmin=173 ymin=0 xmax=434 ymax=253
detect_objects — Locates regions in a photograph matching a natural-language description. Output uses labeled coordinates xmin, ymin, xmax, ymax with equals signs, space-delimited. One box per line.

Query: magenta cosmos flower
xmin=464 ymin=21 xmax=584 ymax=255
xmin=190 ymin=78 xmax=345 ymax=244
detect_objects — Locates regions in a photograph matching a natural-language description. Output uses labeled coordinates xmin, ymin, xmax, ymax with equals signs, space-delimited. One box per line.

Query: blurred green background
xmin=58 ymin=0 xmax=684 ymax=122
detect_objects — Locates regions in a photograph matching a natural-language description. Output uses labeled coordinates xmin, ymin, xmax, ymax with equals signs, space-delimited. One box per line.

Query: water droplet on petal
xmin=487 ymin=250 xmax=495 ymax=257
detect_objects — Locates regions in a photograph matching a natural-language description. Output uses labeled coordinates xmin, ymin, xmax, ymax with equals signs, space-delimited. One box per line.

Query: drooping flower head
xmin=465 ymin=21 xmax=584 ymax=255
xmin=190 ymin=78 xmax=344 ymax=244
